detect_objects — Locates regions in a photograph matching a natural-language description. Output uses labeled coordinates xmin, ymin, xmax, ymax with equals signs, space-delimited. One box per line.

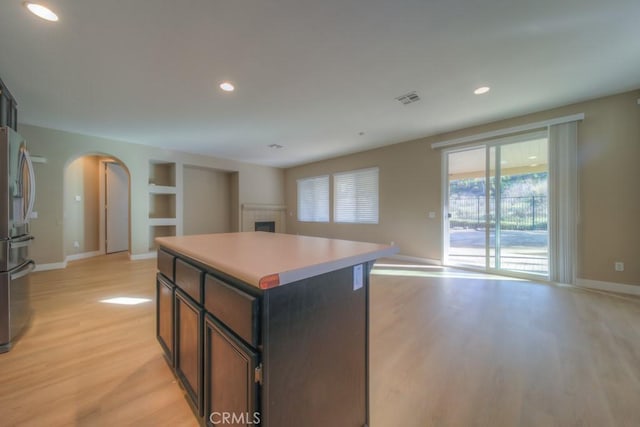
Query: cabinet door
xmin=175 ymin=289 xmax=204 ymax=416
xmin=156 ymin=274 xmax=174 ymax=364
xmin=204 ymin=315 xmax=260 ymax=427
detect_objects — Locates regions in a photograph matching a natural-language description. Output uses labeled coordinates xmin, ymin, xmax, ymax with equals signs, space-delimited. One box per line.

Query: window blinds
xmin=334 ymin=167 xmax=379 ymax=224
xmin=297 ymin=175 xmax=329 ymax=222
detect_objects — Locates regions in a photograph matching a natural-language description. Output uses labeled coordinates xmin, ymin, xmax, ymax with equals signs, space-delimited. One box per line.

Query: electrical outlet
xmin=615 ymin=262 xmax=624 ymax=272
xmin=73 ymin=241 xmax=80 ymax=248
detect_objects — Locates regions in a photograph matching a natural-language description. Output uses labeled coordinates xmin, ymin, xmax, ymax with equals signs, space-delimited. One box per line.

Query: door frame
xmin=441 ymin=130 xmax=550 ymax=280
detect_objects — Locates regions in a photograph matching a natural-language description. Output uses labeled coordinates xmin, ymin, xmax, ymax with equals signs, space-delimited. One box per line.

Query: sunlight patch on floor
xmin=371 ymin=265 xmax=525 ymax=281
xmin=99 ymin=297 xmax=152 ymax=305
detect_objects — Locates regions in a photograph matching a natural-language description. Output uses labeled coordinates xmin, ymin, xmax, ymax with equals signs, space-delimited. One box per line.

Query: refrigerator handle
xmin=10 ymin=260 xmax=36 ymax=281
xmin=10 ymin=235 xmax=34 ymax=249
xmin=22 ymin=149 xmax=36 ymax=223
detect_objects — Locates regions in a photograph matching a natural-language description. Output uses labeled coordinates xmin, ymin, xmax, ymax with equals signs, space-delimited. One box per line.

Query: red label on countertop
xmin=259 ymin=274 xmax=281 ymax=289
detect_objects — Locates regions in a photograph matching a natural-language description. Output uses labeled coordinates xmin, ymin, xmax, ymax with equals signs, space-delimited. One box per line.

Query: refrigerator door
xmin=0 ymin=259 xmax=34 ymax=353
xmin=0 ymin=127 xmax=32 ymax=240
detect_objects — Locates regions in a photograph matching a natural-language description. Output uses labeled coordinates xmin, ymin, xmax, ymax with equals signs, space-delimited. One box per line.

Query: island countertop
xmin=156 ymin=232 xmax=398 ymax=289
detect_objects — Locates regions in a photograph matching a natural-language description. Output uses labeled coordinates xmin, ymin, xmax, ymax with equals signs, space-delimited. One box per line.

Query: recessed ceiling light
xmin=268 ymin=144 xmax=283 ymax=149
xmin=358 ymin=132 xmax=365 ymax=136
xmin=219 ymin=82 xmax=235 ymax=92
xmin=474 ymin=86 xmax=490 ymax=95
xmin=24 ymin=2 xmax=59 ymax=22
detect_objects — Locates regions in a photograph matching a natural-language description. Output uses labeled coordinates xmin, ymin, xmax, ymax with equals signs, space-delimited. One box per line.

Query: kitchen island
xmin=155 ymin=232 xmax=397 ymax=427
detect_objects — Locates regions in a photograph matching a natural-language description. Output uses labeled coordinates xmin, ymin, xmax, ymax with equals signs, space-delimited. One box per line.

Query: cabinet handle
xmin=254 ymin=363 xmax=263 ymax=385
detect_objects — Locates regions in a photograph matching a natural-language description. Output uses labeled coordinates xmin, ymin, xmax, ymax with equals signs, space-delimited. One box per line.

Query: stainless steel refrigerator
xmin=0 ymin=126 xmax=36 ymax=353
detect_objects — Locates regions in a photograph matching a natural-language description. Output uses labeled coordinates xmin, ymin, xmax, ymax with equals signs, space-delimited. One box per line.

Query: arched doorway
xmin=63 ymin=154 xmax=131 ymax=260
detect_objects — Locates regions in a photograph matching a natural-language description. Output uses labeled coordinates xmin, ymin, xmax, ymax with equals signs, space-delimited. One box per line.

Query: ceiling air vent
xmin=395 ymin=91 xmax=421 ymax=105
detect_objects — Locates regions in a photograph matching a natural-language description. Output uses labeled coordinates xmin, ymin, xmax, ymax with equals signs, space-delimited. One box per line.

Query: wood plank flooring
xmin=369 ymin=263 xmax=640 ymax=427
xmin=0 ymin=254 xmax=196 ymax=427
xmin=0 ymin=255 xmax=639 ymax=426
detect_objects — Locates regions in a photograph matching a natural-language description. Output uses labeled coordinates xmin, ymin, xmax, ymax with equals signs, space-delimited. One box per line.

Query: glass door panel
xmin=494 ymin=138 xmax=549 ymax=275
xmin=445 ymin=147 xmax=487 ymax=269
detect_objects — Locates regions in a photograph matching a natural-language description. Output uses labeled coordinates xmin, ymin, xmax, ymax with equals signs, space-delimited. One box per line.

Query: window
xmin=297 ymin=175 xmax=329 ymax=222
xmin=334 ymin=167 xmax=379 ymax=224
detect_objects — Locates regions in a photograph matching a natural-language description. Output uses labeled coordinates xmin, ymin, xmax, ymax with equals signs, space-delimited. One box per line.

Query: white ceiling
xmin=1 ymin=0 xmax=639 ymax=168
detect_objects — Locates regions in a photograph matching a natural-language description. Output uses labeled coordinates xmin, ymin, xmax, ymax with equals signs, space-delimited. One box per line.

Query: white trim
xmin=389 ymin=254 xmax=442 ymax=265
xmin=129 ymin=252 xmax=157 ymax=261
xmin=34 ymin=261 xmax=67 ymax=272
xmin=65 ymin=250 xmax=102 ymax=262
xmin=148 ymin=218 xmax=178 ymax=226
xmin=431 ymin=113 xmax=584 ymax=149
xmin=575 ymin=278 xmax=640 ymax=296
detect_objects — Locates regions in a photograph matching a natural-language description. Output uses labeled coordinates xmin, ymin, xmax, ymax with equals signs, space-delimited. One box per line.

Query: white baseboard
xmin=65 ymin=250 xmax=103 ymax=263
xmin=130 ymin=252 xmax=157 ymax=261
xmin=575 ymin=278 xmax=640 ymax=296
xmin=34 ymin=261 xmax=67 ymax=272
xmin=388 ymin=254 xmax=442 ymax=265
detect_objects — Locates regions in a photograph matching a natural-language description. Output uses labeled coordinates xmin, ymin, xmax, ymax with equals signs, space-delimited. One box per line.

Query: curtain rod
xmin=431 ymin=113 xmax=585 ymax=149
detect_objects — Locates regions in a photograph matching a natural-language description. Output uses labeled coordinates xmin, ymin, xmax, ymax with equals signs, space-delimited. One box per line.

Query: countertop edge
xmin=276 ymin=245 xmax=399 ymax=287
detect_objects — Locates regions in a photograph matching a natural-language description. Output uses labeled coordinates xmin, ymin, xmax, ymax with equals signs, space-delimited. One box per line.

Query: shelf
xmin=149 ymin=218 xmax=178 ymax=226
xmin=148 ymin=184 xmax=177 ymax=194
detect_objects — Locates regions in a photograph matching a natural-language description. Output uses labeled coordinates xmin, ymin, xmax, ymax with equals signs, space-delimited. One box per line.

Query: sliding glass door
xmin=444 ymin=133 xmax=549 ymax=277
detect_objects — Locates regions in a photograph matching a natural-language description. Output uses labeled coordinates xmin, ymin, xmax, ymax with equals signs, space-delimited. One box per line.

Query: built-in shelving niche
xmin=148 ymin=160 xmax=179 ymax=253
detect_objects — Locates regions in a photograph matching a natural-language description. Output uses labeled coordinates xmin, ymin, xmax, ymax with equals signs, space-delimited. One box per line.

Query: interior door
xmin=105 ymin=162 xmax=129 ymax=254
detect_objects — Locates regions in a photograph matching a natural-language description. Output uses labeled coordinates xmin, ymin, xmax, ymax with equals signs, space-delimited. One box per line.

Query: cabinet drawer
xmin=175 ymin=259 xmax=203 ymax=303
xmin=204 ymin=275 xmax=259 ymax=348
xmin=157 ymin=249 xmax=175 ymax=281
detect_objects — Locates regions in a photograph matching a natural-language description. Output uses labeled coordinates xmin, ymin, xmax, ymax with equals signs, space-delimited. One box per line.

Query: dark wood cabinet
xmin=156 ymin=274 xmax=174 ymax=364
xmin=175 ymin=289 xmax=204 ymax=416
xmin=204 ymin=314 xmax=260 ymax=427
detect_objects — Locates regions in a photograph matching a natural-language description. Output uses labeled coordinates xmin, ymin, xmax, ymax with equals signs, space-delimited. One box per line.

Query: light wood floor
xmin=0 ymin=255 xmax=639 ymax=426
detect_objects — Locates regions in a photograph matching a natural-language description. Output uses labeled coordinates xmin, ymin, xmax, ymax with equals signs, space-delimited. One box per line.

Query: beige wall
xmin=183 ymin=166 xmax=232 ymax=235
xmin=285 ymin=90 xmax=640 ymax=286
xmin=19 ymin=124 xmax=285 ymax=265
xmin=63 ymin=156 xmax=100 ymax=255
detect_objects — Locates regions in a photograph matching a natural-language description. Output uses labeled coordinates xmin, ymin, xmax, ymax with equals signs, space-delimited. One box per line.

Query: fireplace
xmin=255 ymin=221 xmax=275 ymax=233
